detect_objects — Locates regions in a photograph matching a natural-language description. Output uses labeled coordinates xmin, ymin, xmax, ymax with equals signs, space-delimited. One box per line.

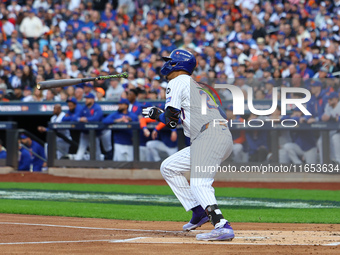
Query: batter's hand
xmin=142 ymin=107 xmax=164 ymax=120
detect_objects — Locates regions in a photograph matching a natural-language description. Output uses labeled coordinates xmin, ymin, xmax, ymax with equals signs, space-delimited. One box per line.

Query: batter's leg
xmin=160 ymin=146 xmax=200 ymax=211
xmin=191 ymin=125 xmax=234 ymax=241
xmin=167 ymin=146 xmax=178 ymax=157
xmin=190 ymin=125 xmax=233 ymax=210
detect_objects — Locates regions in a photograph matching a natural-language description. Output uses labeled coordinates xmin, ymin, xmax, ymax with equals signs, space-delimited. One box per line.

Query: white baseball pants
xmin=74 ymin=133 xmax=101 ymax=160
xmin=283 ymin=143 xmax=317 ymax=164
xmin=160 ymin=124 xmax=233 ymax=211
xmin=146 ymin=140 xmax=178 ymax=161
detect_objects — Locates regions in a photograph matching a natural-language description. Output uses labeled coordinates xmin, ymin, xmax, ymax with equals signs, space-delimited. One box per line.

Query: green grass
xmin=0 ymin=182 xmax=339 ymax=224
xmin=0 ymin=199 xmax=338 ymax=223
xmin=0 ymin=182 xmax=339 ymax=201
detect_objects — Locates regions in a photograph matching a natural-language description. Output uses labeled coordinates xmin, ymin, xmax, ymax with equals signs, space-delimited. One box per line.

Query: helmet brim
xmin=162 ymin=56 xmax=172 ymax=62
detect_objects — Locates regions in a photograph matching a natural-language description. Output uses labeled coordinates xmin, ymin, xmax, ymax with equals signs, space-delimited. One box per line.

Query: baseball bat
xmin=37 ymin=72 xmax=128 ymax=90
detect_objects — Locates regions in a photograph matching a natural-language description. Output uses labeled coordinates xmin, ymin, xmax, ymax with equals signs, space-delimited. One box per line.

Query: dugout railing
xmin=0 ymin=121 xmax=338 ymax=171
xmin=45 ymin=121 xmax=338 ymax=169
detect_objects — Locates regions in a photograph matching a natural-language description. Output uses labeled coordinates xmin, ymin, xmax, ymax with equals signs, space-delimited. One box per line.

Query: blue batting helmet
xmin=160 ymin=49 xmax=197 ymax=76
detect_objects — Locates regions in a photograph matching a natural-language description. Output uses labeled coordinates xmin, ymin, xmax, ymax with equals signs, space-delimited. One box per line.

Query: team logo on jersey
xmin=166 ymin=97 xmax=172 ymax=104
xmin=197 ymin=82 xmax=222 ymax=107
xmin=167 ymin=88 xmax=171 ymax=94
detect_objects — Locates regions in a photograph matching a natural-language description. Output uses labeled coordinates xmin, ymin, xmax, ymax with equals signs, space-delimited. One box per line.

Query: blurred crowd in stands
xmin=1 ymin=0 xmax=340 ymax=168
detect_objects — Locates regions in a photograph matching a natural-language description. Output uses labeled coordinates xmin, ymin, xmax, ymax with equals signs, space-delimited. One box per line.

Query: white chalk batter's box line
xmin=0 ymin=222 xmax=338 ymax=246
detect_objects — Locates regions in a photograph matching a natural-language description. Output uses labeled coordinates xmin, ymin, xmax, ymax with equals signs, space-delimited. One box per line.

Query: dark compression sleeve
xmin=157 ymin=106 xmax=181 ymax=129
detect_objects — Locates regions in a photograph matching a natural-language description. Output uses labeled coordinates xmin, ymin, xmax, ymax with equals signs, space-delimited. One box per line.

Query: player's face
xmin=67 ymin=102 xmax=76 ymax=111
xmin=20 ymin=138 xmax=31 ymax=147
xmin=127 ymin=91 xmax=135 ymax=102
xmin=85 ymin=98 xmax=94 ymax=107
xmin=328 ymin=98 xmax=338 ymax=107
xmin=53 ymin=105 xmax=61 ymax=115
xmin=118 ymin=103 xmax=127 ymax=112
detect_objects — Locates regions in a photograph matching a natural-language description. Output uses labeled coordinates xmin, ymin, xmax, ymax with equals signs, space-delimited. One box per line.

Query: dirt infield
xmin=0 ymin=172 xmax=340 ymax=253
xmin=1 ymin=172 xmax=339 ymax=190
xmin=0 ymin=214 xmax=339 ymax=254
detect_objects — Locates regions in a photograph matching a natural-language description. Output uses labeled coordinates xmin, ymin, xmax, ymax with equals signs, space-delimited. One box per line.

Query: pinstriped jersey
xmin=165 ymin=74 xmax=224 ymax=140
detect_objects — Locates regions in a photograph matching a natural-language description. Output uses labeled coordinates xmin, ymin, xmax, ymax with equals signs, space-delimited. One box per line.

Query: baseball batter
xmin=143 ymin=49 xmax=234 ymax=241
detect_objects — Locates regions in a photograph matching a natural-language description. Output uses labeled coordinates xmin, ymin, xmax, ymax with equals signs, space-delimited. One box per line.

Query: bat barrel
xmin=37 ymin=72 xmax=129 ymax=90
xmin=37 ymin=79 xmax=83 ymax=90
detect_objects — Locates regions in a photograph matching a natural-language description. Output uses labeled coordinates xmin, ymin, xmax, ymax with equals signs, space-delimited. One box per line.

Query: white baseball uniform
xmin=51 ymin=112 xmax=71 ymax=159
xmin=146 ymin=140 xmax=178 ymax=161
xmin=317 ymin=102 xmax=340 ymax=163
xmin=160 ymin=74 xmax=233 ymax=211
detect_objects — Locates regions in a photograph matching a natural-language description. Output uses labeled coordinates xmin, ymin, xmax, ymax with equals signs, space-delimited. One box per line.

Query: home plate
xmin=121 ymin=230 xmax=340 ymax=246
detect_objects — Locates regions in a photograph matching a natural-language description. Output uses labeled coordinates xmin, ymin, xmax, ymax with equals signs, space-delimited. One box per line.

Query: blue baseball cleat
xmin=196 ymin=222 xmax=235 ymax=241
xmin=183 ymin=215 xmax=209 ymax=231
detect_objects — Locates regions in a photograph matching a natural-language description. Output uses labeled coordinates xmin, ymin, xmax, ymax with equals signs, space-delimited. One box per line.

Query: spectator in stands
xmin=44 ymin=89 xmax=55 ymax=101
xmin=19 ymin=10 xmax=44 ymax=47
xmin=74 ymin=87 xmax=84 ymax=102
xmin=66 ymin=86 xmax=76 ymax=98
xmin=95 ymin=87 xmax=106 ymax=101
xmin=8 ymin=87 xmax=24 ymax=101
xmin=21 ymin=65 xmax=36 ymax=89
xmin=83 ymin=82 xmax=96 ymax=98
xmin=0 ymin=139 xmax=6 ymax=159
xmin=0 ymin=90 xmax=9 ymax=102
xmin=19 ymin=134 xmax=46 ymax=172
xmin=10 ymin=67 xmax=24 ymax=90
xmin=105 ymin=79 xmax=124 ymax=101
xmin=103 ymin=98 xmax=138 ymax=161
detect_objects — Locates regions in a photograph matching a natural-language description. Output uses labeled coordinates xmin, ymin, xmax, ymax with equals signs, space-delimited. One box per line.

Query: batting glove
xmin=142 ymin=107 xmax=164 ymax=120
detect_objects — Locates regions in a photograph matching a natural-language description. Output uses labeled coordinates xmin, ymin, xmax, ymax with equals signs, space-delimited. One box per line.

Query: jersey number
xmin=199 ymin=90 xmax=218 ymax=110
